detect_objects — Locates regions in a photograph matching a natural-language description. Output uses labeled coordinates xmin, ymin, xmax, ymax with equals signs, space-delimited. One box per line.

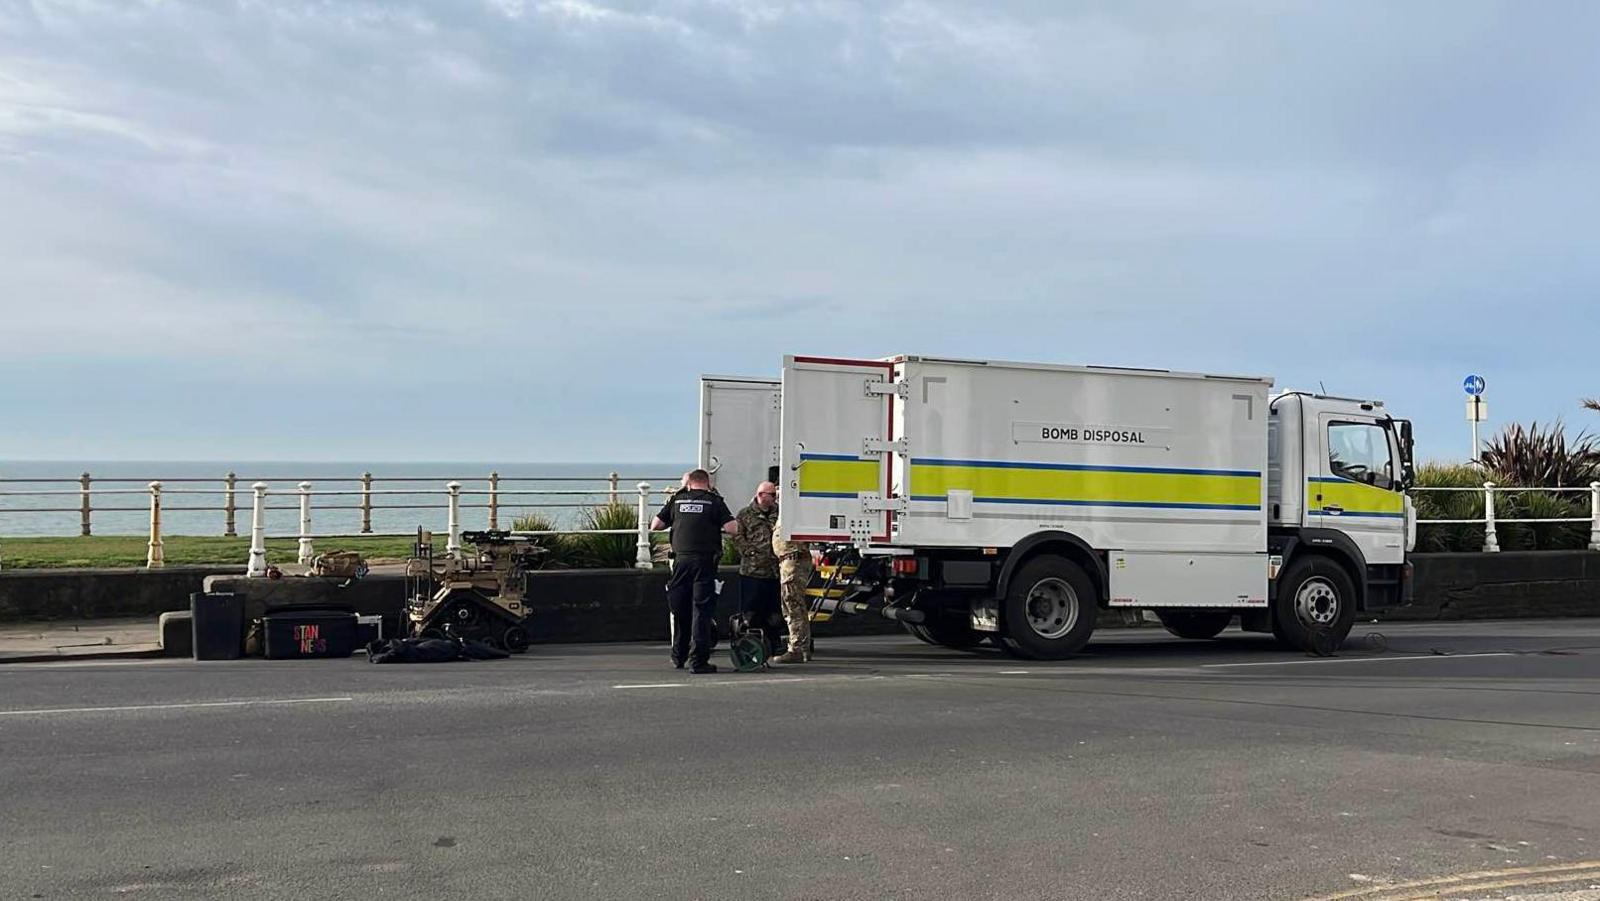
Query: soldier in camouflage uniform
xmin=733 ymin=482 xmax=783 ymax=656
xmin=770 ymin=514 xmax=814 ymax=664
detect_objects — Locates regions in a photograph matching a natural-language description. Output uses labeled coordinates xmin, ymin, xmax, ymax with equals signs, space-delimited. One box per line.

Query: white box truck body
xmin=702 ymin=354 xmax=1415 ymax=657
xmin=697 ymin=375 xmax=781 ymax=499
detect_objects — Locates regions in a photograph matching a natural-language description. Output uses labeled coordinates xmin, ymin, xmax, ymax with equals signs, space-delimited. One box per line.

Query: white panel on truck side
xmin=894 ymin=358 xmax=1270 ymax=556
xmin=1108 ymin=551 xmax=1268 ymax=607
xmin=699 ymin=376 xmax=781 ymax=501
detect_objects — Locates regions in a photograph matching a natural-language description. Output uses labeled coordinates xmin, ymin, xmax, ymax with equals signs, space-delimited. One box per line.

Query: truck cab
xmin=1266 ymin=392 xmax=1416 ymax=619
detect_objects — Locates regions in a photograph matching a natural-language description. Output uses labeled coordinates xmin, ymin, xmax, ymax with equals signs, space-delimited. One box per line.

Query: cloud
xmin=1 ymin=1 xmax=1598 ymax=460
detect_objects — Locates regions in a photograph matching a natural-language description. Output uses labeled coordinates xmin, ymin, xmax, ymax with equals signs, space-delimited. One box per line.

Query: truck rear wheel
xmin=1272 ymin=556 xmax=1356 ymax=653
xmin=999 ymin=555 xmax=1097 ymax=659
xmin=1155 ymin=610 xmax=1234 ymax=640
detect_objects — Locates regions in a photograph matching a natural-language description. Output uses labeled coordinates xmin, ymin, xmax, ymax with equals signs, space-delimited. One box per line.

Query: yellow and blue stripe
xmin=1307 ymin=476 xmax=1404 ymax=518
xmin=908 ymin=457 xmax=1261 ymax=512
xmin=797 ymin=453 xmax=881 ymax=498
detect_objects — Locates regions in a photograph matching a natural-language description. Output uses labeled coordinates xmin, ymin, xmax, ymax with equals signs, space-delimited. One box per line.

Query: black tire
xmin=903 ymin=622 xmax=939 ymax=645
xmin=501 ymin=626 xmax=530 ymax=654
xmin=1272 ymin=556 xmax=1357 ymax=653
xmin=999 ymin=555 xmax=1098 ymax=659
xmin=1156 ymin=609 xmax=1234 ymax=640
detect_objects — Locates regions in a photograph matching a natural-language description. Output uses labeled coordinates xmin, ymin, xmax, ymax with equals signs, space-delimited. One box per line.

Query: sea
xmin=0 ymin=461 xmax=689 ymax=538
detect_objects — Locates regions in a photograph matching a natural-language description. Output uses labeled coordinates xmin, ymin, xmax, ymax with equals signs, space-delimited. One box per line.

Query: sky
xmin=2 ymin=0 xmax=1599 ymax=463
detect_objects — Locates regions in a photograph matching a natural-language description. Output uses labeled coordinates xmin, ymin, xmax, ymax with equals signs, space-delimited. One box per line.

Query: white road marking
xmin=0 ymin=697 xmax=354 ymax=717
xmin=1204 ymin=652 xmax=1517 ymax=669
xmin=999 ymin=670 xmax=1031 ymax=675
xmin=0 ymin=658 xmax=193 ymax=671
xmin=613 ymin=674 xmax=883 ymax=691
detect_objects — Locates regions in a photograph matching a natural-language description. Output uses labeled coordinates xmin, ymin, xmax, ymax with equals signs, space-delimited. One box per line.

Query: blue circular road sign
xmin=1463 ymin=374 xmax=1486 ymax=396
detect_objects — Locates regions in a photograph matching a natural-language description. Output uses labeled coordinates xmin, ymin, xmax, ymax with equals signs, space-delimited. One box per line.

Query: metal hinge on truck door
xmin=864 ymin=380 xmax=911 ymax=399
xmin=861 ymin=494 xmax=908 ymax=514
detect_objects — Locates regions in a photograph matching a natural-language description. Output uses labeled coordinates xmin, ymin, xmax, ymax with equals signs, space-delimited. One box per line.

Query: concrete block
xmin=158 ymin=610 xmax=193 ymax=657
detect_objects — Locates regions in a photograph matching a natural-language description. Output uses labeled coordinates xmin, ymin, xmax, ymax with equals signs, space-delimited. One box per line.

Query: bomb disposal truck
xmin=700 ymin=355 xmax=1416 ymax=658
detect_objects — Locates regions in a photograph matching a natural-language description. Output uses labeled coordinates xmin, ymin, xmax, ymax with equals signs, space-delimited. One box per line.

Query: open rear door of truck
xmin=698 ymin=375 xmax=782 ymax=499
xmin=779 ymin=355 xmax=901 ymax=545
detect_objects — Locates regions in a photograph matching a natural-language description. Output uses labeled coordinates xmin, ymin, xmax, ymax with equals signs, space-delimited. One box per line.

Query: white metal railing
xmin=237 ymin=482 xmax=673 ymax=575
xmin=0 ymin=470 xmax=678 ymax=537
xmin=1409 ymin=481 xmax=1600 ymax=553
xmin=0 ymin=479 xmax=681 ymax=572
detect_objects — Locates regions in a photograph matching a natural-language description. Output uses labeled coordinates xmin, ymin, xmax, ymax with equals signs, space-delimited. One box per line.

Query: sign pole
xmin=1463 ymin=375 xmax=1487 ymax=465
xmin=1471 ymin=396 xmax=1480 ymax=463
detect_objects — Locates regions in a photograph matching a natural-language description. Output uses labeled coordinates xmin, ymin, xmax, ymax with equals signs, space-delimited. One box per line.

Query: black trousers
xmin=739 ymin=575 xmax=783 ymax=653
xmin=666 ymin=553 xmax=719 ymax=665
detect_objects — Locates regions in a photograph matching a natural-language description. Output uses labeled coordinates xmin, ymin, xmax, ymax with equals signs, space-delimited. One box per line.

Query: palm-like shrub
xmin=573 ymin=503 xmax=666 ymax=568
xmin=510 ymin=512 xmax=578 ymax=568
xmin=1478 ymin=420 xmax=1600 ymax=487
xmin=1476 ymin=420 xmax=1600 ymax=551
xmin=1414 ymin=419 xmax=1598 ymax=552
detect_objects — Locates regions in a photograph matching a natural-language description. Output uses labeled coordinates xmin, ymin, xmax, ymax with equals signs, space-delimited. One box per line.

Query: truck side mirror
xmin=1397 ymin=420 xmax=1416 ymax=488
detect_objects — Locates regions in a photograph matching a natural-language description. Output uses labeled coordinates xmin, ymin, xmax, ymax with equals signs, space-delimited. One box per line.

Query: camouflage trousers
xmin=778 ymin=557 xmax=813 ymax=654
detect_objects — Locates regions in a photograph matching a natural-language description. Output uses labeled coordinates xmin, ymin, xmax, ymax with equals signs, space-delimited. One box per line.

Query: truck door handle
xmin=1323 ymin=505 xmax=1344 ymax=515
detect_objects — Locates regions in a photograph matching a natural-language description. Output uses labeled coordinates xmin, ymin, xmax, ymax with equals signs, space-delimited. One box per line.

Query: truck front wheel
xmin=999 ymin=556 xmax=1097 ymax=659
xmin=1155 ymin=610 xmax=1233 ymax=640
xmin=1272 ymin=556 xmax=1356 ymax=653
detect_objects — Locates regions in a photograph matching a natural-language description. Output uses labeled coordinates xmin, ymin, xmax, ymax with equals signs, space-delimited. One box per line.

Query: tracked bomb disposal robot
xmin=405 ymin=529 xmax=543 ymax=652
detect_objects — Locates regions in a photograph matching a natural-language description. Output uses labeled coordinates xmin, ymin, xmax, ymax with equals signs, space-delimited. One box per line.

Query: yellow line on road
xmin=1304 ymin=861 xmax=1600 ymax=900
xmin=1382 ymin=867 xmax=1600 ymax=900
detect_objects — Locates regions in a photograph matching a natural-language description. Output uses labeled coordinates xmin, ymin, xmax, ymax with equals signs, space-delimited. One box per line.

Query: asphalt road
xmin=2 ymin=619 xmax=1598 ymax=901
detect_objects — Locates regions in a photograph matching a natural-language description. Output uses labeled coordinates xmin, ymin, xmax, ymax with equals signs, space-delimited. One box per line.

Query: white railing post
xmin=247 ymin=482 xmax=268 ymax=577
xmin=488 ymin=471 xmax=500 ymax=531
xmin=1589 ymin=481 xmax=1600 ymax=552
xmin=447 ymin=481 xmax=462 ymax=559
xmin=223 ymin=471 xmax=237 ymax=537
xmin=145 ymin=481 xmax=164 ymax=569
xmin=80 ymin=472 xmax=93 ymax=536
xmin=297 ymin=481 xmax=314 ymax=565
xmin=609 ymin=471 xmax=620 ymax=506
xmin=1482 ymin=481 xmax=1500 ymax=553
xmin=635 ymin=481 xmax=654 ymax=569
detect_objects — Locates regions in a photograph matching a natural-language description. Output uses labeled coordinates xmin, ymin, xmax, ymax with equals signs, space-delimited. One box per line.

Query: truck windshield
xmin=1328 ymin=422 xmax=1396 ymax=490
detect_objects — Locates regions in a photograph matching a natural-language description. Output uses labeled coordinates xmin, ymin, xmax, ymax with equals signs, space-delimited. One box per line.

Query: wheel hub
xmin=1024 ymin=577 xmax=1079 ymax=640
xmin=1294 ymin=577 xmax=1339 ymax=627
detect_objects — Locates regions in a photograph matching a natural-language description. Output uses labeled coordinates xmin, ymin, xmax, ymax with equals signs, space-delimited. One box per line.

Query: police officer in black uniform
xmin=651 ymin=469 xmax=739 ymax=674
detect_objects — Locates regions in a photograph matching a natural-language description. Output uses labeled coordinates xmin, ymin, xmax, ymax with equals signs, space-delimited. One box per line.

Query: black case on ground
xmin=263 ymin=609 xmax=357 ymax=660
xmin=191 ymin=592 xmax=244 ymax=660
